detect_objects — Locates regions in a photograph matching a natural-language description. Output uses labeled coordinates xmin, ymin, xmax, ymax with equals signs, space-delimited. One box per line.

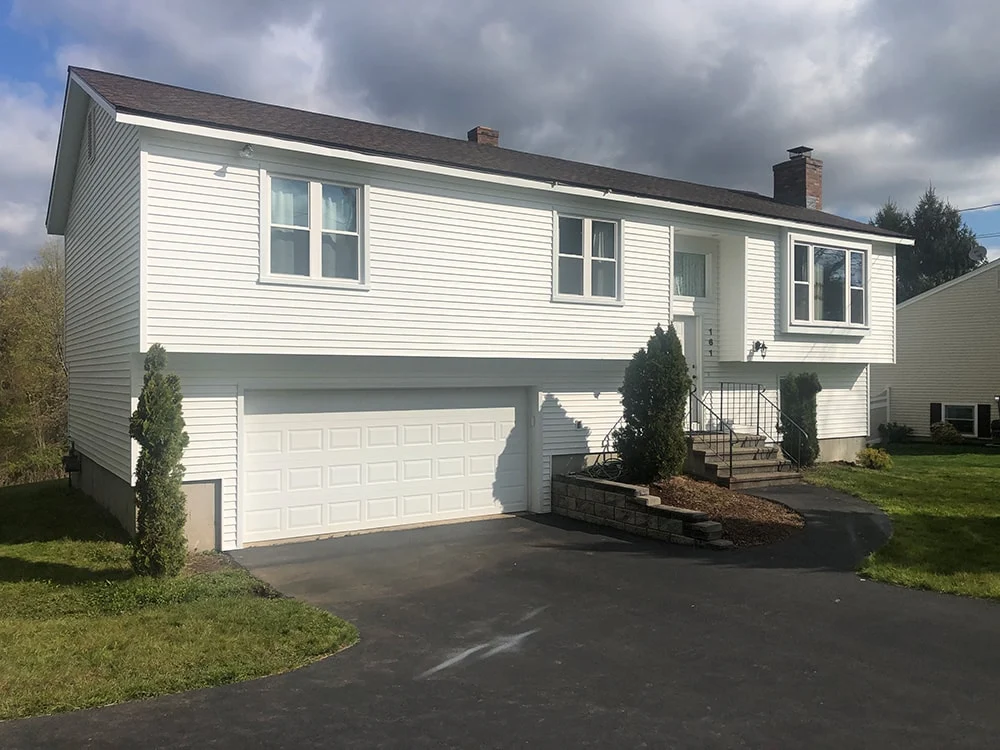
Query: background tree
xmin=613 ymin=325 xmax=691 ymax=482
xmin=872 ymin=187 xmax=985 ymax=302
xmin=0 ymin=242 xmax=67 ymax=485
xmin=130 ymin=344 xmax=189 ymax=577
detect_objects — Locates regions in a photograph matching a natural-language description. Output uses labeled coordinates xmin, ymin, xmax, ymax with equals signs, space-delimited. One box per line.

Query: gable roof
xmin=898 ymin=259 xmax=1000 ymax=309
xmin=52 ymin=67 xmax=911 ymax=241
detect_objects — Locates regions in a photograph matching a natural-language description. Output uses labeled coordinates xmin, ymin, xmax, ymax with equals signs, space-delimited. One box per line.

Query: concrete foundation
xmin=72 ymin=454 xmax=137 ymax=536
xmin=817 ymin=436 xmax=867 ymax=463
xmin=72 ymin=453 xmax=221 ymax=550
xmin=551 ymin=453 xmax=602 ymax=476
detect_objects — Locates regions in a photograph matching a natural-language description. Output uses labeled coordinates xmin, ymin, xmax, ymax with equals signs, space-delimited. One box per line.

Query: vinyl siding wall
xmin=64 ymin=103 xmax=140 ymax=480
xmin=708 ymin=362 xmax=869 ymax=440
xmin=871 ymin=264 xmax=1000 ymax=436
xmin=142 ymin=131 xmax=670 ymax=359
xmin=737 ymin=233 xmax=896 ymax=364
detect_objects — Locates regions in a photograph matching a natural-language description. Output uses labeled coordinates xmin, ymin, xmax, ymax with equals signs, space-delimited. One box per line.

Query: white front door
xmin=673 ymin=316 xmax=702 ymax=428
xmin=242 ymin=388 xmax=529 ymax=544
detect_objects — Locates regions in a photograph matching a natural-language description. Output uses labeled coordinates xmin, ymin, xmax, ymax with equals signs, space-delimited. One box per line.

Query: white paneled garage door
xmin=242 ymin=388 xmax=528 ymax=544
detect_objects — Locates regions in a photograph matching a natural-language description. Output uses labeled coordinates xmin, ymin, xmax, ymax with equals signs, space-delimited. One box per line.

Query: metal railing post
xmin=756 ymin=385 xmax=762 ymax=437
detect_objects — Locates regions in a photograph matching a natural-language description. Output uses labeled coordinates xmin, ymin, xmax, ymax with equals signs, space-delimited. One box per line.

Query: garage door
xmin=242 ymin=388 xmax=529 ymax=544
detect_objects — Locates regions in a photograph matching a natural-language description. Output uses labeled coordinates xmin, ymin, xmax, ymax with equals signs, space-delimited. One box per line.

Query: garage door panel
xmin=242 ymin=388 xmax=529 ymax=544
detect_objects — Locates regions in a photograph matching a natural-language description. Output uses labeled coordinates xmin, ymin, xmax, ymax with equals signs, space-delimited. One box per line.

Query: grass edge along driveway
xmin=0 ymin=481 xmax=358 ymax=721
xmin=807 ymin=444 xmax=1000 ymax=600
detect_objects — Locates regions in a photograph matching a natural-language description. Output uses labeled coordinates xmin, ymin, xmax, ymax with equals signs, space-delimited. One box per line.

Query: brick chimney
xmin=467 ymin=126 xmax=499 ymax=147
xmin=773 ymin=146 xmax=822 ymax=210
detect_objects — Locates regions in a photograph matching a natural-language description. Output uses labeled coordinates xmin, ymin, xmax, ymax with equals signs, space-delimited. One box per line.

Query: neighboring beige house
xmin=871 ymin=260 xmax=1000 ymax=439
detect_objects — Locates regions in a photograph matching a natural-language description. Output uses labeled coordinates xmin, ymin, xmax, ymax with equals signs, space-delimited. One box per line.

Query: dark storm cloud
xmin=3 ymin=0 xmax=1000 ymax=266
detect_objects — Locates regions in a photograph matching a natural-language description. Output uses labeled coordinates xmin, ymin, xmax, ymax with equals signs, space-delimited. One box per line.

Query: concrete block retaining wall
xmin=551 ymin=474 xmax=732 ymax=550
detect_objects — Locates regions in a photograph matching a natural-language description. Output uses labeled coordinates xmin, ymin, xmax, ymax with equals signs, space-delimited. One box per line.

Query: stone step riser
xmin=726 ymin=475 xmax=803 ymax=490
xmin=708 ymin=462 xmax=796 ymax=477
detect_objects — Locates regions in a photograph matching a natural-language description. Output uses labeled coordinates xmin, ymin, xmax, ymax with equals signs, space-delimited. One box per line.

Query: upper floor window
xmin=264 ymin=174 xmax=364 ymax=285
xmin=555 ymin=215 xmax=619 ymax=301
xmin=791 ymin=241 xmax=866 ymax=326
xmin=674 ymin=251 xmax=707 ymax=298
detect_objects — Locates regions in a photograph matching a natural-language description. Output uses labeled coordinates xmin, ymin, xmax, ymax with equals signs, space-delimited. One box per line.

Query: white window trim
xmin=784 ymin=232 xmax=870 ymax=334
xmin=259 ymin=168 xmax=370 ymax=289
xmin=942 ymin=403 xmax=978 ymax=437
xmin=551 ymin=212 xmax=624 ymax=305
xmin=673 ymin=250 xmax=712 ymax=301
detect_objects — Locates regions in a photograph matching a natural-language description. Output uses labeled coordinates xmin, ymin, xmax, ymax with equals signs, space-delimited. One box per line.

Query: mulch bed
xmin=649 ymin=476 xmax=804 ymax=548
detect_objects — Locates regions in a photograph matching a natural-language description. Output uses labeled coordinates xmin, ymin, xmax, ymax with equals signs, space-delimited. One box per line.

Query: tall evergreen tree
xmin=872 ymin=187 xmax=984 ymax=302
xmin=130 ymin=344 xmax=189 ymax=577
xmin=613 ymin=325 xmax=691 ymax=482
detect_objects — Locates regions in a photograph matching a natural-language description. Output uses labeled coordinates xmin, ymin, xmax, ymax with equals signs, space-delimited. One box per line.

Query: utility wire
xmin=958 ymin=202 xmax=1000 ymax=212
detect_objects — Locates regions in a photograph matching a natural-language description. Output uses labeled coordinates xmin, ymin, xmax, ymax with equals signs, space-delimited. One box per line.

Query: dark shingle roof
xmin=72 ymin=67 xmax=908 ymax=240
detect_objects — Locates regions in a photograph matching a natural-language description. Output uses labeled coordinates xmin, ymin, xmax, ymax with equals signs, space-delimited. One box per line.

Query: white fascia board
xmin=118 ymin=111 xmax=915 ymax=247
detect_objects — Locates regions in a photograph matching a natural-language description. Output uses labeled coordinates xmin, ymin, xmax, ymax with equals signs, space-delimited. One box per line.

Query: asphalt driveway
xmin=4 ymin=486 xmax=1000 ymax=749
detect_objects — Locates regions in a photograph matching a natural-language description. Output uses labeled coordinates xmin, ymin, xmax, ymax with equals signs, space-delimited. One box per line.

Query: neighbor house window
xmin=943 ymin=404 xmax=976 ymax=436
xmin=555 ymin=216 xmax=619 ymax=300
xmin=674 ymin=252 xmax=707 ymax=297
xmin=791 ymin=241 xmax=866 ymax=325
xmin=266 ymin=175 xmax=363 ymax=283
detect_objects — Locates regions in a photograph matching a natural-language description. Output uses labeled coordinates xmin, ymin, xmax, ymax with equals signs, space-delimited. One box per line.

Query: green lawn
xmin=0 ymin=481 xmax=358 ymax=720
xmin=807 ymin=444 xmax=1000 ymax=599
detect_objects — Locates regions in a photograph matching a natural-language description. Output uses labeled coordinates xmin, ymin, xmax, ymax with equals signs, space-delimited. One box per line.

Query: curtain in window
xmin=674 ymin=252 xmax=706 ymax=297
xmin=322 ymin=184 xmax=357 ymax=232
xmin=271 ymin=178 xmax=308 ymax=227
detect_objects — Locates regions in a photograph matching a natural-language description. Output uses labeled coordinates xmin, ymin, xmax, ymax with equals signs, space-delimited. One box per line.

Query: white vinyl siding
xmin=736 ymin=233 xmax=895 ymax=363
xmin=180 ymin=382 xmax=239 ymax=548
xmin=871 ymin=263 xmax=1000 ymax=437
xmin=65 ymin=103 xmax=140 ymax=480
xmin=706 ymin=362 xmax=869 ymax=440
xmin=141 ymin=132 xmax=668 ymax=359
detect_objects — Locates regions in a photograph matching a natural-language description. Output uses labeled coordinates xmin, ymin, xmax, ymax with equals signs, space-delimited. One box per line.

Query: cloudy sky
xmin=2 ymin=0 xmax=1000 ymax=267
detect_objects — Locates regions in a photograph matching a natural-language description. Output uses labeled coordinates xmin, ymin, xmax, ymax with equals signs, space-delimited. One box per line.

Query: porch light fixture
xmin=753 ymin=340 xmax=768 ymax=359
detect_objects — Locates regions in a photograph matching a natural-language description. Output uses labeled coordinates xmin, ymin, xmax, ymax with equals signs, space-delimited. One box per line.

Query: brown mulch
xmin=649 ymin=476 xmax=805 ymax=548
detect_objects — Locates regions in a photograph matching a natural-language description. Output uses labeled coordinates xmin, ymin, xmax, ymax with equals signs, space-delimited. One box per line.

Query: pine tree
xmin=779 ymin=373 xmax=822 ymax=467
xmin=871 ymin=188 xmax=984 ymax=302
xmin=130 ymin=344 xmax=189 ymax=577
xmin=613 ymin=325 xmax=691 ymax=482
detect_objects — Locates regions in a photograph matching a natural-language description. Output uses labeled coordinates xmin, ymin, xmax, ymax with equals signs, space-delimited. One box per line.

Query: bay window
xmin=265 ymin=174 xmax=364 ymax=285
xmin=555 ymin=215 xmax=620 ymax=301
xmin=791 ymin=240 xmax=867 ymax=326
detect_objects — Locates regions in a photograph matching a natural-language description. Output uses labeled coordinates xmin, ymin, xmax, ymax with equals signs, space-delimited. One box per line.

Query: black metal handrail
xmin=758 ymin=389 xmax=810 ymax=470
xmin=588 ymin=415 xmax=625 ymax=479
xmin=689 ymin=387 xmax=735 ymax=479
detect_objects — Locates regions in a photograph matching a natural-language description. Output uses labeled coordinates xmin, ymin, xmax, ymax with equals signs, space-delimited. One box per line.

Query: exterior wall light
xmin=752 ymin=340 xmax=768 ymax=359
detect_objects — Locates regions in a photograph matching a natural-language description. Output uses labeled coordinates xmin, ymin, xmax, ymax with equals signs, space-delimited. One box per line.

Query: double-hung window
xmin=555 ymin=216 xmax=620 ymax=300
xmin=266 ymin=175 xmax=364 ymax=285
xmin=943 ymin=404 xmax=976 ymax=436
xmin=791 ymin=239 xmax=867 ymax=326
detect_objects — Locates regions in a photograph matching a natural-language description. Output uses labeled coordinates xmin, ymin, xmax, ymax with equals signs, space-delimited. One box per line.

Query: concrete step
xmin=692 ymin=444 xmax=780 ymax=460
xmin=686 ymin=520 xmax=723 ymax=541
xmin=691 ymin=434 xmax=768 ymax=450
xmin=710 ymin=459 xmax=796 ymax=477
xmin=725 ymin=472 xmax=803 ymax=490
